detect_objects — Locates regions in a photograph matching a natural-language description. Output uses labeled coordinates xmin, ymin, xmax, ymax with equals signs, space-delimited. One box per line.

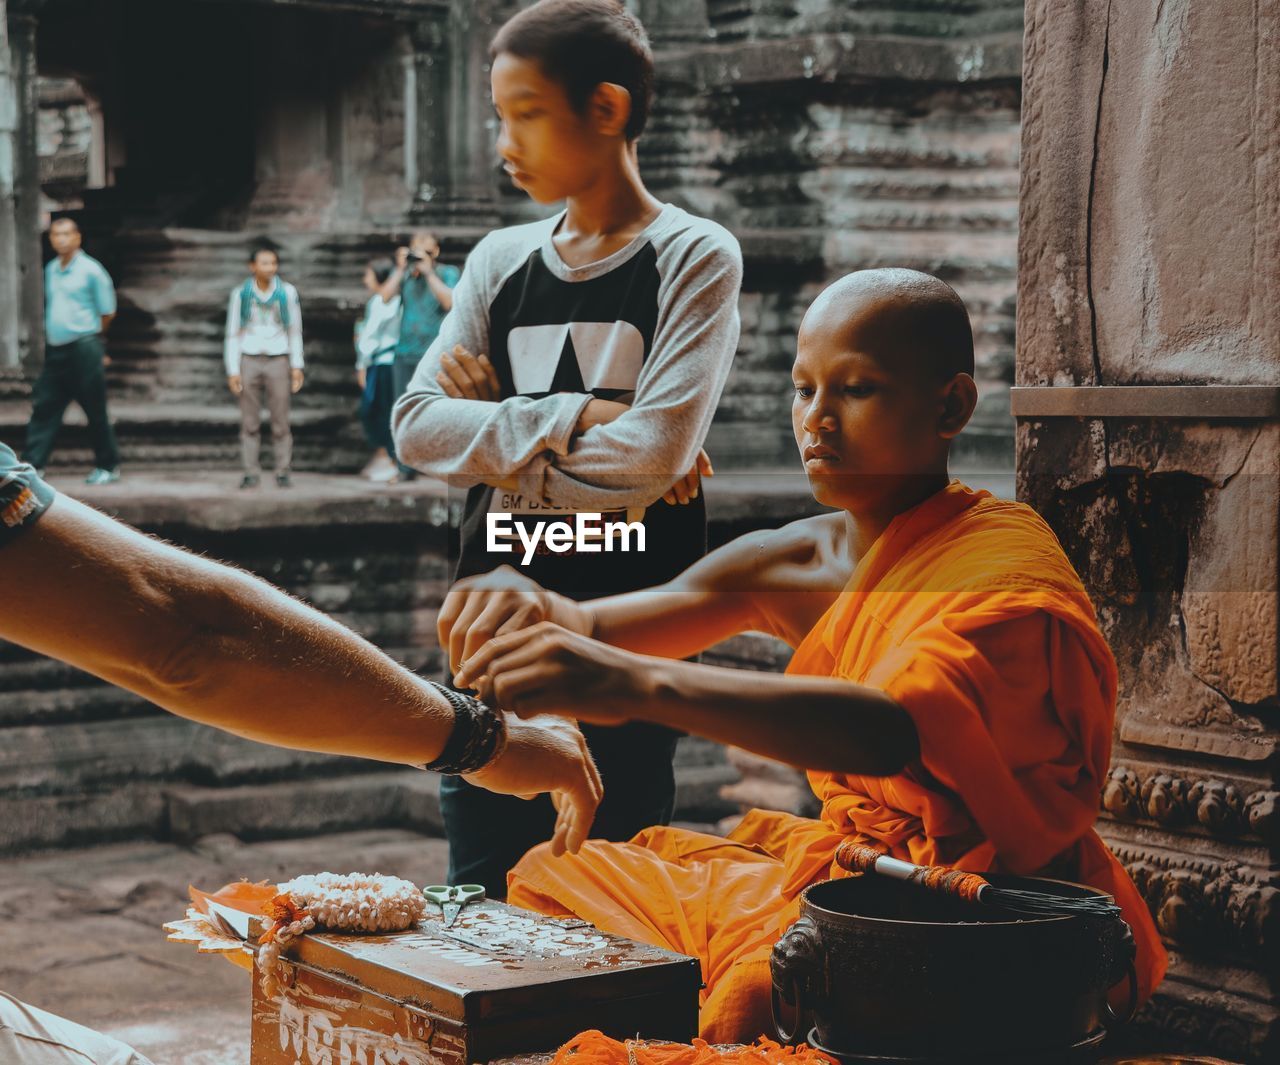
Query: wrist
xmin=419 ymin=682 xmax=507 ymax=774
xmin=462 ymin=711 xmax=517 ymax=787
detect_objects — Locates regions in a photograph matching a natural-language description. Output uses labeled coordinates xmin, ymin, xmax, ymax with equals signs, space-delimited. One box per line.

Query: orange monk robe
xmin=508 ymin=482 xmax=1168 ymax=1042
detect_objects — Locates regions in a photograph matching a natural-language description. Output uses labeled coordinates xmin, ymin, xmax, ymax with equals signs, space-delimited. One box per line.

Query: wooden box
xmin=250 ymin=900 xmax=701 ymax=1064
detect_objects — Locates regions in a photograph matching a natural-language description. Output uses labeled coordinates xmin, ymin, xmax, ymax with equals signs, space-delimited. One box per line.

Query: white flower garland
xmin=258 ymin=872 xmax=427 ymax=997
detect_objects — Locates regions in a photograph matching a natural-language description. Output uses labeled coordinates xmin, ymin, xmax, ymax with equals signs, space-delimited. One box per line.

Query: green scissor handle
xmin=424 ymin=884 xmax=485 ymax=927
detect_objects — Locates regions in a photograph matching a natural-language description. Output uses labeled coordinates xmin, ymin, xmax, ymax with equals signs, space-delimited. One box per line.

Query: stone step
xmin=164 ymin=771 xmax=443 ymax=846
xmin=0 ymin=400 xmax=369 ymax=472
xmin=164 ymin=762 xmax=738 ymax=847
xmin=2 ymin=750 xmax=736 ymax=853
xmin=0 ymin=683 xmax=153 ymax=727
xmin=0 ymin=715 xmax=377 ymax=797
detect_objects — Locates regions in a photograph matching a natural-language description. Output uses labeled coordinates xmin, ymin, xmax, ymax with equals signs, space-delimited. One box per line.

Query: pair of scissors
xmin=424 ymin=884 xmax=485 ymax=927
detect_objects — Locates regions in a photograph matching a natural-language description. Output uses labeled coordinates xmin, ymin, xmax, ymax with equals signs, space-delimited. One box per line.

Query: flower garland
xmin=257 ymin=872 xmax=427 ymax=996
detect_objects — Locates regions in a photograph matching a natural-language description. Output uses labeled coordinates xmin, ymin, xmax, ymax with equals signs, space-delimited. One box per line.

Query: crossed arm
xmin=432 ymin=345 xmax=710 ymax=503
xmin=437 ymin=536 xmax=919 ymax=777
xmin=1 ymin=495 xmax=602 ymax=853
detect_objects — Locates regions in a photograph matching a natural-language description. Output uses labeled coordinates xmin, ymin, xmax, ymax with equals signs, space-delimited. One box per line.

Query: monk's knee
xmin=698 ymin=955 xmax=774 ymax=1043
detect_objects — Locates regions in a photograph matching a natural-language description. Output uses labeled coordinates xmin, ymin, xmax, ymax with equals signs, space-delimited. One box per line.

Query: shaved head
xmin=791 ymin=268 xmax=979 ymax=520
xmin=801 ymin=268 xmax=974 ymax=382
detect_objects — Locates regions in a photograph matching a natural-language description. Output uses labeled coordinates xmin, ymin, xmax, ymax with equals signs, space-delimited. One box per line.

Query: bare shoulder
xmin=674 ymin=512 xmax=846 ymax=595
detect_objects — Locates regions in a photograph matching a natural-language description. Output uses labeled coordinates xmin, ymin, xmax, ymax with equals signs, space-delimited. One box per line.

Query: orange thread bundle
xmin=551 ymin=1030 xmax=836 ymax=1065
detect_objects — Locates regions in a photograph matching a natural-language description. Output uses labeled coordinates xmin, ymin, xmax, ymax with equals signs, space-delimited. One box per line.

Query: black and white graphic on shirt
xmin=507 ymin=321 xmax=645 ymax=401
xmin=494 ymin=318 xmax=648 ymax=523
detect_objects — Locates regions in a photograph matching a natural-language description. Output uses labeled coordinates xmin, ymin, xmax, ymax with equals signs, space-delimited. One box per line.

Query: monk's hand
xmin=437 ymin=344 xmax=501 ymax=401
xmin=444 ymin=565 xmax=594 ymax=679
xmin=465 ymin=712 xmax=602 ymax=856
xmin=457 ymin=621 xmax=645 ymax=725
xmin=662 ymin=448 xmax=714 ymax=506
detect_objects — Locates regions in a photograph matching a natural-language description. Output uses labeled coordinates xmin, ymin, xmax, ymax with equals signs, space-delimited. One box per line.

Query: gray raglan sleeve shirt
xmin=391 ymin=217 xmax=743 ymax=511
xmin=391 ymin=228 xmax=592 ymax=487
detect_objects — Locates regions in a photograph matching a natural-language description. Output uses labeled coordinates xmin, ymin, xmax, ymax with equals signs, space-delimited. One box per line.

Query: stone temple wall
xmin=638 ymin=0 xmax=1022 ymax=468
xmin=1015 ymin=2 xmax=1278 ymax=1058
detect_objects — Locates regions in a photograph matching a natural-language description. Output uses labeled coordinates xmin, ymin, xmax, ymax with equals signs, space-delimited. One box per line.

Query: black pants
xmin=22 ymin=335 xmax=119 ymax=471
xmin=441 ymin=720 xmax=680 ymax=897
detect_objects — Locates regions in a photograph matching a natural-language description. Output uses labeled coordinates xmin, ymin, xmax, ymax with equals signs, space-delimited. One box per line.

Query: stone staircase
xmin=0 ymin=227 xmax=426 ymax=475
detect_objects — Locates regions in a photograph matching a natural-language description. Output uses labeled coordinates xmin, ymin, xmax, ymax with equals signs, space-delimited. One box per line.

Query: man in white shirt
xmin=224 ymin=245 xmax=304 ymax=489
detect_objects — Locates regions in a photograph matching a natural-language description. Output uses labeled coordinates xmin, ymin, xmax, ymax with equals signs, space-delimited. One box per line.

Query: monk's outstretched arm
xmin=456 ymin=623 xmax=919 ymax=777
xmin=439 ymin=529 xmax=783 ymax=674
xmin=641 ymin=657 xmax=917 ymax=775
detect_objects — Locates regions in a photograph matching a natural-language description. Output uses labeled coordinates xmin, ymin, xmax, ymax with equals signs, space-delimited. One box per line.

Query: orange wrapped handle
xmin=834 ymin=841 xmax=989 ymax=905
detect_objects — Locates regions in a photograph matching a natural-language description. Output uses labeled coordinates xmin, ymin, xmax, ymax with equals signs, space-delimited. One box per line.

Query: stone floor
xmin=0 ymin=830 xmax=1235 ymax=1065
xmin=0 ymin=829 xmax=450 ymax=1064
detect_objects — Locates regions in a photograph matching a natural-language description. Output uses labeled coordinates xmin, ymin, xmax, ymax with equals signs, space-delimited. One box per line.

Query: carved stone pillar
xmin=1 ymin=0 xmax=43 ymax=375
xmin=407 ymin=0 xmax=511 ymax=228
xmin=1015 ymin=2 xmax=1279 ymax=1058
xmin=636 ymin=0 xmax=709 ymax=45
xmin=0 ymin=0 xmax=22 ymax=372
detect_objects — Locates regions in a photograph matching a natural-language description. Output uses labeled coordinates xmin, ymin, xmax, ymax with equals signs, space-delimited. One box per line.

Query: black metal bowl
xmin=771 ymin=874 xmax=1135 ymax=1064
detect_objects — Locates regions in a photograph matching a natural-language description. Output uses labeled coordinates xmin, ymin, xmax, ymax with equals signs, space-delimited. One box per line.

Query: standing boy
xmin=393 ymin=0 xmax=743 ymax=895
xmin=22 ymin=218 xmax=121 ymax=484
xmin=225 ymin=245 xmax=304 ymax=489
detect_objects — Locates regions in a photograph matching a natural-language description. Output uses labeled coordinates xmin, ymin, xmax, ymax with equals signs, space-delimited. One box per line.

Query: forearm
xmin=224 ymin=295 xmax=241 ymax=374
xmin=525 ymin=407 xmax=705 ymax=510
xmin=2 ymin=497 xmax=453 ymax=767
xmin=588 ymin=585 xmax=758 ymax=660
xmin=426 ymin=270 xmax=453 ymax=311
xmin=636 ymin=658 xmax=918 ymax=775
xmin=287 ymin=289 xmax=304 ymax=367
xmin=379 ymin=268 xmax=405 ymax=303
xmin=392 ymin=387 xmax=589 ymax=485
xmin=158 ymin=570 xmax=450 ymax=765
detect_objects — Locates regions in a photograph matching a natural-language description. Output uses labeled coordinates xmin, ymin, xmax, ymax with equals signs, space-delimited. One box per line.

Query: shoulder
xmin=82 ymin=255 xmax=112 ymax=280
xmin=471 ymin=216 xmax=557 ymax=264
xmin=457 ymin=217 xmax=553 ymax=290
xmin=281 ymin=281 xmax=300 ymax=299
xmin=651 ymin=207 xmax=742 ymax=270
xmin=918 ymin=494 xmax=1088 ymax=600
xmin=680 ymin=512 xmax=841 ymax=592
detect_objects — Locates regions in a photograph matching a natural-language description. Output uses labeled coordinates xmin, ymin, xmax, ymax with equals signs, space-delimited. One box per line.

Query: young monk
xmin=438 ymin=268 xmax=1168 ymax=1042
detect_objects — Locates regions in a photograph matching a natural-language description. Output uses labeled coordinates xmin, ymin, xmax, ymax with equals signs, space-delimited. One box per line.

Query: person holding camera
xmin=381 ymin=232 xmax=459 ymax=478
